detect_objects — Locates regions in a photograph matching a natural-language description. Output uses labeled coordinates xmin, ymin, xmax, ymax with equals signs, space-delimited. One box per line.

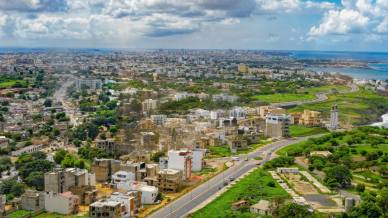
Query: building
xmin=91 ymin=159 xmax=121 ymax=182
xmin=44 ymin=192 xmax=80 ymax=215
xmin=142 ymin=99 xmax=158 ymax=113
xmin=123 ymin=182 xmax=159 ymax=204
xmin=157 ymin=169 xmax=182 ymax=192
xmin=264 ymin=114 xmax=290 ymax=138
xmin=44 ymin=168 xmax=96 ymax=193
xmin=259 ymin=106 xmax=286 ymax=118
xmin=95 ymin=138 xmax=116 ymax=152
xmin=75 ymin=79 xmax=102 ymax=90
xmin=277 ymin=167 xmax=299 ymax=174
xmin=192 ymin=149 xmax=205 ymax=172
xmin=250 ymin=200 xmax=274 ymax=216
xmin=167 ymin=150 xmax=192 ymax=180
xmin=140 ymin=132 xmax=159 ymax=151
xmin=11 ymin=144 xmax=43 ymax=156
xmin=150 ymin=114 xmax=167 ymax=126
xmin=329 ymin=105 xmax=339 ymax=130
xmin=299 ymin=110 xmax=322 ymax=126
xmin=0 ymin=136 xmax=9 ymax=149
xmin=238 ymin=63 xmax=249 ymax=73
xmin=21 ymin=190 xmax=44 ymax=211
xmin=112 ymin=171 xmax=136 ymax=189
xmin=109 ymin=192 xmax=137 ymax=217
xmin=89 ymin=199 xmax=122 ymax=218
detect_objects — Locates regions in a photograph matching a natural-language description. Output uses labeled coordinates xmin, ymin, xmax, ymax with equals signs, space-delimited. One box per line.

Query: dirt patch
xmin=283 ymin=174 xmax=318 ymax=195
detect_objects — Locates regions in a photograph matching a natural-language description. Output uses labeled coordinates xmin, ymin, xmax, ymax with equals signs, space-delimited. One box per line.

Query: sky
xmin=0 ymin=0 xmax=388 ymax=51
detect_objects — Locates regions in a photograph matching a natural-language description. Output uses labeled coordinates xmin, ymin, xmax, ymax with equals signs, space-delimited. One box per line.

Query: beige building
xmin=142 ymin=99 xmax=158 ymax=113
xmin=238 ymin=63 xmax=249 ymax=73
xmin=299 ymin=110 xmax=322 ymax=126
xmin=44 ymin=192 xmax=80 ymax=215
xmin=44 ymin=168 xmax=96 ymax=193
xmin=264 ymin=114 xmax=290 ymax=138
xmin=91 ymin=159 xmax=121 ymax=182
xmin=157 ymin=169 xmax=182 ymax=192
xmin=21 ymin=190 xmax=44 ymax=211
xmin=90 ymin=200 xmax=122 ymax=218
xmin=259 ymin=106 xmax=286 ymax=118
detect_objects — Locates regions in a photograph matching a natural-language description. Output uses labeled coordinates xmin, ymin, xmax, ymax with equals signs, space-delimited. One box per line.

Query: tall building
xmin=300 ymin=110 xmax=322 ymax=126
xmin=264 ymin=114 xmax=290 ymax=138
xmin=329 ymin=105 xmax=339 ymax=130
xmin=168 ymin=150 xmax=192 ymax=180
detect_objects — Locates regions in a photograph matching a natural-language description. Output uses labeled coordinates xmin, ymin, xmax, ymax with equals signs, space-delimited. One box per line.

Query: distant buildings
xmin=142 ymin=99 xmax=158 ymax=113
xmin=75 ymin=79 xmax=102 ymax=90
xmin=259 ymin=106 xmax=286 ymax=119
xmin=264 ymin=114 xmax=290 ymax=138
xmin=328 ymin=105 xmax=339 ymax=130
xmin=238 ymin=64 xmax=249 ymax=73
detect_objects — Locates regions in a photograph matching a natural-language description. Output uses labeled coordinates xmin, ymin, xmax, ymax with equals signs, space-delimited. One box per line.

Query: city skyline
xmin=0 ymin=0 xmax=388 ymax=51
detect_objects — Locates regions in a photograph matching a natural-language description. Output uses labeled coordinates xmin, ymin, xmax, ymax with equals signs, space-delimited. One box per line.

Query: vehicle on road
xmin=231 ymin=156 xmax=239 ymax=161
xmin=229 ymin=176 xmax=235 ymax=181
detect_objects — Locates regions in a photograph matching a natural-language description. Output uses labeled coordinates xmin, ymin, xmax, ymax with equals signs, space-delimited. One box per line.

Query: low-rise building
xmin=300 ymin=110 xmax=322 ymax=126
xmin=168 ymin=150 xmax=192 ymax=180
xmin=250 ymin=200 xmax=274 ymax=216
xmin=264 ymin=114 xmax=290 ymax=138
xmin=21 ymin=190 xmax=44 ymax=211
xmin=44 ymin=192 xmax=80 ymax=215
xmin=157 ymin=169 xmax=182 ymax=192
xmin=89 ymin=199 xmax=122 ymax=218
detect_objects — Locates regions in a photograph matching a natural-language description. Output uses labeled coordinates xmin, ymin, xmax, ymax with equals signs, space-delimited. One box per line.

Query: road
xmin=147 ymin=135 xmax=323 ymax=218
xmin=271 ymin=83 xmax=358 ymax=108
xmin=53 ymin=74 xmax=78 ymax=125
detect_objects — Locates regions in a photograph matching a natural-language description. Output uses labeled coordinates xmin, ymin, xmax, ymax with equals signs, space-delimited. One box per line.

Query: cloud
xmin=309 ymin=9 xmax=369 ymax=36
xmin=304 ymin=1 xmax=336 ymax=10
xmin=376 ymin=16 xmax=388 ymax=33
xmin=0 ymin=0 xmax=68 ymax=12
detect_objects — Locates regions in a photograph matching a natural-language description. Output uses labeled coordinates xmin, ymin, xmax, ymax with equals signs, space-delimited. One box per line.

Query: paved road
xmin=147 ymin=135 xmax=323 ymax=218
xmin=271 ymin=83 xmax=358 ymax=108
xmin=53 ymin=75 xmax=78 ymax=125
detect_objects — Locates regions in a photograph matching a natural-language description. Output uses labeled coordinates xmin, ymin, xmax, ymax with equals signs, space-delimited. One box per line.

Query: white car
xmin=231 ymin=156 xmax=240 ymax=161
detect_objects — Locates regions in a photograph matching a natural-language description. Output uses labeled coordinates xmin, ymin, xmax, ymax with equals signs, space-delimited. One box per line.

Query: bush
xmin=356 ymin=183 xmax=365 ymax=193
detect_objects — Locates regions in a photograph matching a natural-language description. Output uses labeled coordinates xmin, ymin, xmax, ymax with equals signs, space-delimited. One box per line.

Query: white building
xmin=192 ymin=149 xmax=205 ymax=172
xmin=109 ymin=192 xmax=136 ymax=217
xmin=150 ymin=114 xmax=167 ymax=126
xmin=127 ymin=182 xmax=159 ymax=204
xmin=112 ymin=171 xmax=136 ymax=190
xmin=229 ymin=107 xmax=246 ymax=120
xmin=168 ymin=150 xmax=192 ymax=180
xmin=44 ymin=192 xmax=80 ymax=215
xmin=75 ymin=79 xmax=102 ymax=90
xmin=0 ymin=136 xmax=9 ymax=149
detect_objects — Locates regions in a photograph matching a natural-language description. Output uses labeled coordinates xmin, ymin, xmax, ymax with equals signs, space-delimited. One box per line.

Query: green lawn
xmin=33 ymin=212 xmax=89 ymax=218
xmin=191 ymin=169 xmax=289 ymax=218
xmin=289 ymin=125 xmax=328 ymax=137
xmin=288 ymin=88 xmax=388 ymax=125
xmin=251 ymin=85 xmax=348 ymax=103
xmin=0 ymin=80 xmax=28 ymax=89
xmin=8 ymin=210 xmax=33 ymax=218
xmin=207 ymin=140 xmax=270 ymax=158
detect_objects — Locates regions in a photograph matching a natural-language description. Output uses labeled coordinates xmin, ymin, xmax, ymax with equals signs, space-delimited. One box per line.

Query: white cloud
xmin=304 ymin=1 xmax=336 ymax=10
xmin=309 ymin=9 xmax=369 ymax=36
xmin=376 ymin=16 xmax=388 ymax=33
xmin=256 ymin=0 xmax=300 ymax=12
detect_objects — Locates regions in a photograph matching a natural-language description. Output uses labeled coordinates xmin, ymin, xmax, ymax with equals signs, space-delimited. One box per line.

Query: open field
xmin=0 ymin=80 xmax=28 ymax=89
xmin=289 ymin=125 xmax=329 ymax=137
xmin=288 ymin=88 xmax=388 ymax=125
xmin=251 ymin=85 xmax=349 ymax=103
xmin=190 ymin=168 xmax=289 ymax=218
xmin=207 ymin=139 xmax=271 ymax=158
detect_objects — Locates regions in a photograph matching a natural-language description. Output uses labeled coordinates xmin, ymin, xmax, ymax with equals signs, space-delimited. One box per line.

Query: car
xmin=229 ymin=176 xmax=235 ymax=181
xmin=223 ymin=181 xmax=228 ymax=186
xmin=231 ymin=156 xmax=240 ymax=161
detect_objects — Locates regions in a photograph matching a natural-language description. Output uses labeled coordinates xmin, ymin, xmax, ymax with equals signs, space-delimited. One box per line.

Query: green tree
xmin=25 ymin=172 xmax=44 ymax=191
xmin=61 ymin=153 xmax=76 ymax=168
xmin=54 ymin=149 xmax=68 ymax=164
xmin=276 ymin=203 xmax=313 ymax=218
xmin=324 ymin=165 xmax=352 ymax=188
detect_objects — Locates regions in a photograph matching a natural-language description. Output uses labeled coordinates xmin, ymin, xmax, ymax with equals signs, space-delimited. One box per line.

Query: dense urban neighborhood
xmin=0 ymin=49 xmax=387 ymax=218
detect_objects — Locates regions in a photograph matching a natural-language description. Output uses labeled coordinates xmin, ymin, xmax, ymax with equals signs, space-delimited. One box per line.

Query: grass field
xmin=251 ymin=85 xmax=348 ymax=103
xmin=207 ymin=140 xmax=271 ymax=158
xmin=190 ymin=169 xmax=289 ymax=218
xmin=289 ymin=125 xmax=328 ymax=137
xmin=0 ymin=80 xmax=28 ymax=89
xmin=33 ymin=212 xmax=89 ymax=218
xmin=288 ymin=88 xmax=388 ymax=125
xmin=8 ymin=210 xmax=33 ymax=218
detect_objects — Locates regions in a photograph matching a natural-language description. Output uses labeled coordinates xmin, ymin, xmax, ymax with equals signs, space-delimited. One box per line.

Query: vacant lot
xmin=191 ymin=169 xmax=289 ymax=218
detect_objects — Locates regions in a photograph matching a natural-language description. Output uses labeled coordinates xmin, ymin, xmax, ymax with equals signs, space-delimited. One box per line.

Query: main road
xmin=53 ymin=74 xmax=78 ymax=125
xmin=147 ymin=135 xmax=323 ymax=218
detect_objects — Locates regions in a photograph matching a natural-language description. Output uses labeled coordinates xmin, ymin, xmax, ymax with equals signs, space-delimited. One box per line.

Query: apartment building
xmin=167 ymin=150 xmax=192 ymax=180
xmin=264 ymin=114 xmax=290 ymax=138
xmin=157 ymin=169 xmax=182 ymax=192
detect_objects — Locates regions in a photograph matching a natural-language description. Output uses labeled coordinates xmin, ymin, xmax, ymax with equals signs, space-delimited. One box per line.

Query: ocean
xmin=288 ymin=50 xmax=388 ymax=80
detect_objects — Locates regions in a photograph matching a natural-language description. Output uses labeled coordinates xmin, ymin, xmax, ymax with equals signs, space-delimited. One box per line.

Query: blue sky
xmin=0 ymin=0 xmax=387 ymax=51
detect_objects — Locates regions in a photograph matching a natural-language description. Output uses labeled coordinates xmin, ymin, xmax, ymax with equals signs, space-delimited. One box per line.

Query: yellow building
xmin=238 ymin=64 xmax=249 ymax=73
xmin=299 ymin=110 xmax=322 ymax=126
xmin=259 ymin=106 xmax=286 ymax=118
